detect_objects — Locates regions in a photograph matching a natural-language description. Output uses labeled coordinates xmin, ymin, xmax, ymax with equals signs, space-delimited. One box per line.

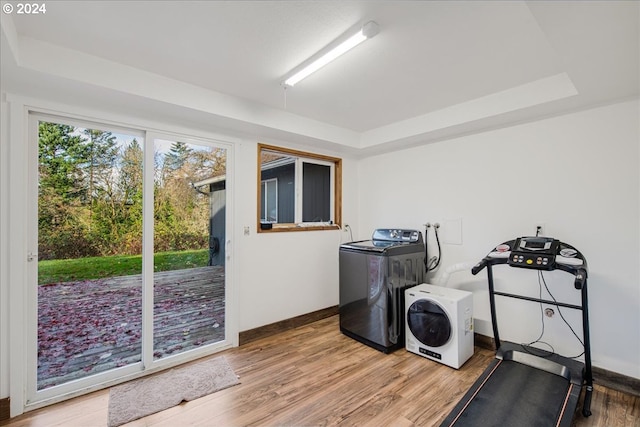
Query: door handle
xmin=27 ymin=251 xmax=37 ymax=262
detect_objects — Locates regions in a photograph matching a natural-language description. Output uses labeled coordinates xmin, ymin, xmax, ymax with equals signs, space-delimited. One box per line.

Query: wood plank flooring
xmin=3 ymin=315 xmax=638 ymax=427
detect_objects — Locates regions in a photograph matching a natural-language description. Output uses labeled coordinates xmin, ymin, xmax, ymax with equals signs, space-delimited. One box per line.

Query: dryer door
xmin=407 ymin=299 xmax=451 ymax=347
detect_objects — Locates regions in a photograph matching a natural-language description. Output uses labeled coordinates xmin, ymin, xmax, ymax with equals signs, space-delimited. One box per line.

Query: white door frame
xmin=6 ymin=97 xmax=237 ymax=415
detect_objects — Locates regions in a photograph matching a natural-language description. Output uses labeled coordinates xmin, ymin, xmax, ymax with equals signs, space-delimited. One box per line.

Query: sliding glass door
xmin=27 ymin=114 xmax=229 ymax=405
xmin=152 ymin=138 xmax=227 ymax=359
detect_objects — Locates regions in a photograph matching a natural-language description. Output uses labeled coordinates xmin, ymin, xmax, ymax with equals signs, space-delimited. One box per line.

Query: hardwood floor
xmin=2 ymin=315 xmax=638 ymax=427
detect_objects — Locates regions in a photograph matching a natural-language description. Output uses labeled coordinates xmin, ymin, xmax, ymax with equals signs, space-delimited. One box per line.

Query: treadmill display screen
xmin=525 ymin=241 xmax=546 ymax=249
xmin=518 ymin=237 xmax=554 ymax=252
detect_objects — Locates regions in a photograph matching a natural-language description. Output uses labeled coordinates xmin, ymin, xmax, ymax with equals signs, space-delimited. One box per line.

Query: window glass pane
xmin=37 ymin=121 xmax=143 ymax=389
xmin=261 ymin=178 xmax=278 ymax=222
xmin=260 ymin=182 xmax=267 ymax=221
xmin=153 ymin=139 xmax=227 ymax=360
xmin=267 ymin=180 xmax=278 ymax=222
xmin=302 ymin=162 xmax=331 ymax=222
xmin=260 ymin=152 xmax=294 ymax=224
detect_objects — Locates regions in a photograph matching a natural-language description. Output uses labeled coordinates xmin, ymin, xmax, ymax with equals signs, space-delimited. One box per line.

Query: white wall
xmin=233 ymin=139 xmax=359 ymax=331
xmin=357 ymin=99 xmax=640 ymax=379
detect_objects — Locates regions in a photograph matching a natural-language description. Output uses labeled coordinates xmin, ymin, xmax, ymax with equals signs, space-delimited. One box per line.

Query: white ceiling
xmin=1 ymin=1 xmax=638 ymax=154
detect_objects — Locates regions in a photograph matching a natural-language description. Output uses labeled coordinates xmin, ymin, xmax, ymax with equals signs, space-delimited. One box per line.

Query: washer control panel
xmin=372 ymin=229 xmax=422 ymax=243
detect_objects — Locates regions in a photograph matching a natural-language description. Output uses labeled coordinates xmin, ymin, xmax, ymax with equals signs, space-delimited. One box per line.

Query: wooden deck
xmin=37 ymin=266 xmax=225 ymax=390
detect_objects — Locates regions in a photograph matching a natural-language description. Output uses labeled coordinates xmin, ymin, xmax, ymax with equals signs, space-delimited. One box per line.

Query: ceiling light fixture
xmin=282 ymin=21 xmax=379 ymax=88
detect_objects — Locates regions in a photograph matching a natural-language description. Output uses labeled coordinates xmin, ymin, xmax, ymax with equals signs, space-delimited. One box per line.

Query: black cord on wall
xmin=521 ymin=270 xmax=585 ymax=359
xmin=424 ymin=223 xmax=442 ymax=272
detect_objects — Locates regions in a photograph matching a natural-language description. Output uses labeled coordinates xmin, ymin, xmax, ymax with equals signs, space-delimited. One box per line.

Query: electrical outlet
xmin=535 ymin=223 xmax=545 ymax=236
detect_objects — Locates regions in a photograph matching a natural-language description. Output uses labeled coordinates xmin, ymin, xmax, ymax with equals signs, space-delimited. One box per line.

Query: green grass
xmin=38 ymin=249 xmax=209 ymax=285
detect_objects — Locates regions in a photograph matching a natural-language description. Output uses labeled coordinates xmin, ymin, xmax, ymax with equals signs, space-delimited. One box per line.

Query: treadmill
xmin=441 ymin=236 xmax=593 ymax=427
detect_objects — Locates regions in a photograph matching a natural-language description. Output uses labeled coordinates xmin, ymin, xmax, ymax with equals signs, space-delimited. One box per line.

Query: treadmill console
xmin=509 ymin=236 xmax=560 ymax=270
xmin=479 ymin=236 xmax=586 ymax=283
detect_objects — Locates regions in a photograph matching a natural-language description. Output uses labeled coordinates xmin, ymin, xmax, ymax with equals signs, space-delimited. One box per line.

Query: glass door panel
xmin=152 ymin=139 xmax=226 ymax=360
xmin=28 ymin=116 xmax=232 ymax=408
xmin=36 ymin=120 xmax=144 ymax=390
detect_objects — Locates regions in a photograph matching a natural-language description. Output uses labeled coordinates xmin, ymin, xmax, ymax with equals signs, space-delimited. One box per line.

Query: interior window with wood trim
xmin=257 ymin=143 xmax=342 ymax=232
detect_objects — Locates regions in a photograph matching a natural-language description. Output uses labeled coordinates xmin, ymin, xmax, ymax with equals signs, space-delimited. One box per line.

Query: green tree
xmin=83 ymin=135 xmax=146 ymax=256
xmin=81 ymin=129 xmax=119 ymax=205
xmin=164 ymin=141 xmax=192 ymax=171
xmin=154 ymin=143 xmax=225 ymax=252
xmin=118 ymin=139 xmax=144 ymax=254
xmin=38 ymin=122 xmax=95 ymax=259
xmin=38 ymin=122 xmax=86 ymax=200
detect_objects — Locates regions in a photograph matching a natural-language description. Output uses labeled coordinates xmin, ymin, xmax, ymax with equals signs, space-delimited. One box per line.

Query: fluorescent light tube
xmin=283 ymin=21 xmax=379 ymax=87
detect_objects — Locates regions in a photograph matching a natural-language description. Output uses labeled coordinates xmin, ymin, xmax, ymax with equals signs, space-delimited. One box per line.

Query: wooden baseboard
xmin=0 ymin=397 xmax=9 ymax=422
xmin=474 ymin=333 xmax=495 ymax=351
xmin=473 ymin=333 xmax=640 ymax=397
xmin=592 ymin=365 xmax=640 ymax=397
xmin=239 ymin=306 xmax=339 ymax=346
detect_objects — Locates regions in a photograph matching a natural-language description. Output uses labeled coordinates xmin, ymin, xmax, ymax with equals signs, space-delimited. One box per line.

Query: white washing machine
xmin=405 ymin=283 xmax=474 ymax=369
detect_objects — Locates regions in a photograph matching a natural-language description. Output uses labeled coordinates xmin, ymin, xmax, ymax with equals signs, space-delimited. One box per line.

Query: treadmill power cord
xmin=540 ymin=270 xmax=585 ymax=359
xmin=523 ymin=270 xmax=585 ymax=359
xmin=522 ymin=271 xmax=556 ymax=358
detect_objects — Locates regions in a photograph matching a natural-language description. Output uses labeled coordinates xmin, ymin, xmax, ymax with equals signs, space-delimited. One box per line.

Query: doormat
xmin=107 ymin=356 xmax=240 ymax=427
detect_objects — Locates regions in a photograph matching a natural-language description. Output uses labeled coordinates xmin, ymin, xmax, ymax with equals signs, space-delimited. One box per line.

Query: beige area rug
xmin=107 ymin=356 xmax=240 ymax=427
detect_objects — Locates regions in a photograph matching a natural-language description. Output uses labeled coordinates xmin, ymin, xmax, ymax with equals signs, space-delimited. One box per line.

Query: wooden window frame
xmin=257 ymin=143 xmax=342 ymax=233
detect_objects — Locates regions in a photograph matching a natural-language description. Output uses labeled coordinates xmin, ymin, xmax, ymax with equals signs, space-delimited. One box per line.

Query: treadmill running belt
xmin=446 ymin=360 xmax=571 ymax=427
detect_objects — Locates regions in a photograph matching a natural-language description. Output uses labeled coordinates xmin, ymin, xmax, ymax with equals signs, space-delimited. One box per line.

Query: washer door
xmin=407 ymin=299 xmax=451 ymax=347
